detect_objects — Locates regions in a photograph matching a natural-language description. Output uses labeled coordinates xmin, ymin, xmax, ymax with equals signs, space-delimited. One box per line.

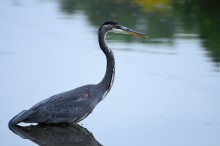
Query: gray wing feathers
xmin=9 ymin=86 xmax=93 ymax=125
xmin=9 ymin=110 xmax=27 ymax=125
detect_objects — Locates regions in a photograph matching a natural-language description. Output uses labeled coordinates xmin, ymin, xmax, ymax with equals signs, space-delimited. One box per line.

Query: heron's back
xmin=9 ymin=84 xmax=100 ymax=125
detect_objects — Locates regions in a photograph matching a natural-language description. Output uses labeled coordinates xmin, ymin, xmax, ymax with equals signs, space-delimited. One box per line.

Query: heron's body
xmin=10 ymin=85 xmax=98 ymax=124
xmin=9 ymin=21 xmax=146 ymax=125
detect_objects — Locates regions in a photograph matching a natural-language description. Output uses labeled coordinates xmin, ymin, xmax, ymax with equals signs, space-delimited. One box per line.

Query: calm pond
xmin=1 ymin=0 xmax=220 ymax=145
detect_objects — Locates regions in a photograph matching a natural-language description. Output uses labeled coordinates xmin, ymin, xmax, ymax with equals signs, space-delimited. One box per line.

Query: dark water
xmin=1 ymin=0 xmax=220 ymax=145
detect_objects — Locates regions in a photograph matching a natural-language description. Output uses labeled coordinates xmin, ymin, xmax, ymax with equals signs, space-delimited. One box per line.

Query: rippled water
xmin=1 ymin=0 xmax=220 ymax=145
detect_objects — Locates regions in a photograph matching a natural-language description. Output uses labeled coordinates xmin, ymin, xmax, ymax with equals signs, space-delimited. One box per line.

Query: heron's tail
xmin=8 ymin=110 xmax=27 ymax=126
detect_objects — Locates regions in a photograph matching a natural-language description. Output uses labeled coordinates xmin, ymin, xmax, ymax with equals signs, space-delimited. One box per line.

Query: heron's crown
xmin=102 ymin=21 xmax=119 ymax=26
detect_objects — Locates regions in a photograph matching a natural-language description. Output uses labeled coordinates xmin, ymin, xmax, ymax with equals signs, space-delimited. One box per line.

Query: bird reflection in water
xmin=9 ymin=124 xmax=102 ymax=146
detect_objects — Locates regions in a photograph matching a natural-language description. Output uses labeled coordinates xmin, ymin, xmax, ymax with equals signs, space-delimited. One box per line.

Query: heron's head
xmin=100 ymin=21 xmax=148 ymax=38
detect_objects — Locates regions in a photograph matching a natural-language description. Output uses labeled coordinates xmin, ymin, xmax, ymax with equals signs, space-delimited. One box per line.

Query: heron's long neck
xmin=98 ymin=30 xmax=115 ymax=96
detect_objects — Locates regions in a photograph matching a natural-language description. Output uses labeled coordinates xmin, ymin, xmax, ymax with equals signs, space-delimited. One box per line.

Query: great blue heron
xmin=9 ymin=21 xmax=147 ymax=125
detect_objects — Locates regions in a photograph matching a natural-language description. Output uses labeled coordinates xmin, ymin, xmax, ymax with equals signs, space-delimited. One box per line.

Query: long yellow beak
xmin=120 ymin=25 xmax=148 ymax=38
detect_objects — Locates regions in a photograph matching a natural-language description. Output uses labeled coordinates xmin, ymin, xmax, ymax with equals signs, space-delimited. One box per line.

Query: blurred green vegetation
xmin=59 ymin=0 xmax=220 ymax=65
xmin=173 ymin=0 xmax=220 ymax=64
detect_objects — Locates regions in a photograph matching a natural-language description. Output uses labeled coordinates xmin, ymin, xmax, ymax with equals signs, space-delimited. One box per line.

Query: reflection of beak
xmin=120 ymin=25 xmax=148 ymax=38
